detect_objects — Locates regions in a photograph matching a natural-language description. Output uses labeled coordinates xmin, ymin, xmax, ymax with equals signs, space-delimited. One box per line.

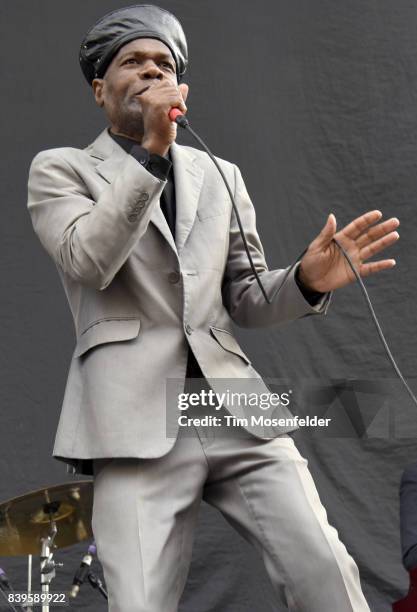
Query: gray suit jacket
xmin=27 ymin=128 xmax=331 ymax=465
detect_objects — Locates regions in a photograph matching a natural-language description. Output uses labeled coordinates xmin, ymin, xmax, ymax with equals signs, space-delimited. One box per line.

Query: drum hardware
xmin=0 ymin=481 xmax=94 ymax=610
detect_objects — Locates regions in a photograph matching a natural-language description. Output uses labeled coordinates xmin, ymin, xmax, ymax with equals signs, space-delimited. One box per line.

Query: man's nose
xmin=140 ymin=62 xmax=164 ymax=80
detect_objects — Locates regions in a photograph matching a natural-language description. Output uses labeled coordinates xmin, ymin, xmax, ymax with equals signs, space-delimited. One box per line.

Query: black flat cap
xmin=79 ymin=4 xmax=188 ymax=85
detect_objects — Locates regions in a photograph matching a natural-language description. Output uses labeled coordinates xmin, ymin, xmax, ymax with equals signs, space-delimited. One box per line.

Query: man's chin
xmin=116 ymin=110 xmax=144 ymax=134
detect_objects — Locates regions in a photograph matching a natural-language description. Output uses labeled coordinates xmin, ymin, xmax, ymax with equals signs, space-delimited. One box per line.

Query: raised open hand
xmin=298 ymin=211 xmax=399 ymax=293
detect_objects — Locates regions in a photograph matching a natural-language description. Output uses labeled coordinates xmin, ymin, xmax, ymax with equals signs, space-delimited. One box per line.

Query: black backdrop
xmin=1 ymin=1 xmax=417 ymax=610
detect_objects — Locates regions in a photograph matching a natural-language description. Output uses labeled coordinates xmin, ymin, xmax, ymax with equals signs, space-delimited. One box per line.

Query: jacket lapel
xmin=87 ymin=129 xmax=204 ymax=255
xmin=170 ymin=142 xmax=204 ymax=252
xmin=88 ymin=129 xmax=127 ymax=183
xmin=149 ymin=201 xmax=178 ymax=255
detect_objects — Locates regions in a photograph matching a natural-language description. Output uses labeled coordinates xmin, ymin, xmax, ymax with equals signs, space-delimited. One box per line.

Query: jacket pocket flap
xmin=209 ymin=326 xmax=251 ymax=364
xmin=74 ymin=318 xmax=141 ymax=358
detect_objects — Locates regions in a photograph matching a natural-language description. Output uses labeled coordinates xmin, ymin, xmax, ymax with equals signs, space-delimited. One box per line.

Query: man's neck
xmin=108 ymin=128 xmax=171 ymax=160
xmin=110 ymin=127 xmax=144 ymax=145
xmin=111 ymin=123 xmax=171 ymax=156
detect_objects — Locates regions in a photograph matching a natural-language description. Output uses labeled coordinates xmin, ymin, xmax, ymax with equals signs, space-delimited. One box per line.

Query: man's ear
xmin=92 ymin=78 xmax=105 ymax=107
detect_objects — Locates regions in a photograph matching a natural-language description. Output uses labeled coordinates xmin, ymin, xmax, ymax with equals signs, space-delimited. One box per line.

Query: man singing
xmin=27 ymin=5 xmax=399 ymax=611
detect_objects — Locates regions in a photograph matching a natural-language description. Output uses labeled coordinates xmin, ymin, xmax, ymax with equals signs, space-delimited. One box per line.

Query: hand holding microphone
xmin=168 ymin=107 xmax=189 ymax=127
xmin=139 ymin=80 xmax=189 ymax=156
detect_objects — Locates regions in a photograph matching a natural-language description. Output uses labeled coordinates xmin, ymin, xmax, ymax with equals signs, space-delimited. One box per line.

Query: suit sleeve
xmin=27 ymin=150 xmax=167 ymax=290
xmin=221 ymin=163 xmax=332 ymax=328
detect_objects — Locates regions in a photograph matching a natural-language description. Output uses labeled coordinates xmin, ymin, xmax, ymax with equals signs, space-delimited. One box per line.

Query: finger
xmin=356 ymin=217 xmax=400 ymax=249
xmin=310 ymin=213 xmax=337 ymax=249
xmin=179 ymin=83 xmax=189 ymax=103
xmin=142 ymin=80 xmax=187 ymax=107
xmin=341 ymin=210 xmax=383 ymax=240
xmin=359 ymin=258 xmax=396 ymax=277
xmin=169 ymin=87 xmax=187 ymax=113
xmin=359 ymin=230 xmax=400 ymax=261
xmin=159 ymin=82 xmax=188 ymax=105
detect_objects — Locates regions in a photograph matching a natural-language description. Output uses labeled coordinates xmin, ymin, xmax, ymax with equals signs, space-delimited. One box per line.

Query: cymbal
xmin=0 ymin=481 xmax=93 ymax=556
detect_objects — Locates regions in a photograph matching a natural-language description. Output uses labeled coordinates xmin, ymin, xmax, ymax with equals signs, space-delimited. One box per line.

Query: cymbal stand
xmin=40 ymin=504 xmax=62 ymax=612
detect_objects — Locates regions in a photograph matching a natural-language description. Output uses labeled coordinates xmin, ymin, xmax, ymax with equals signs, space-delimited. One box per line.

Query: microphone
xmin=69 ymin=543 xmax=96 ymax=599
xmin=168 ymin=107 xmax=189 ymax=127
xmin=0 ymin=568 xmax=11 ymax=591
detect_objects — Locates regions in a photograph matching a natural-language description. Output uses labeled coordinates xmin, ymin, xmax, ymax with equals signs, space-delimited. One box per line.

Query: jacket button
xmin=127 ymin=213 xmax=138 ymax=223
xmin=127 ymin=204 xmax=140 ymax=214
xmin=168 ymin=272 xmax=180 ymax=284
xmin=138 ymin=192 xmax=149 ymax=202
xmin=185 ymin=324 xmax=193 ymax=335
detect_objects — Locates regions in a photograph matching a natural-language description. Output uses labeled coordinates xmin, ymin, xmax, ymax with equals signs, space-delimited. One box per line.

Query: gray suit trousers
xmin=91 ymin=405 xmax=370 ymax=612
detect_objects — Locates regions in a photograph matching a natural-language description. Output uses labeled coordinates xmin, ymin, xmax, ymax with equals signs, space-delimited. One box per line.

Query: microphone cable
xmin=332 ymin=237 xmax=417 ymax=408
xmin=171 ymin=111 xmax=417 ymax=408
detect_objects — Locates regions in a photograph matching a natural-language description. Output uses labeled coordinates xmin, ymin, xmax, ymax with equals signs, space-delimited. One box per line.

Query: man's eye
xmin=122 ymin=58 xmax=174 ymax=70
